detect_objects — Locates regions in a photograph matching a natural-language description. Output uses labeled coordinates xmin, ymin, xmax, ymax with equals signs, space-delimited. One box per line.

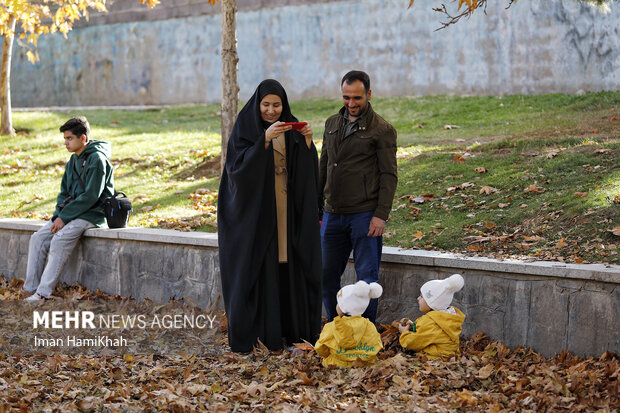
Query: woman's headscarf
xmin=233 ymin=79 xmax=298 ymax=143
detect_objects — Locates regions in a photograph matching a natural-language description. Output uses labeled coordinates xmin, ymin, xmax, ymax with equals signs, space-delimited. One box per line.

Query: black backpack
xmin=103 ymin=191 xmax=132 ymax=228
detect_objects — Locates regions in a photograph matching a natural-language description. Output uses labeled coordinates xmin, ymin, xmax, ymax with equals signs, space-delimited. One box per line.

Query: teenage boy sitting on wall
xmin=23 ymin=116 xmax=114 ymax=302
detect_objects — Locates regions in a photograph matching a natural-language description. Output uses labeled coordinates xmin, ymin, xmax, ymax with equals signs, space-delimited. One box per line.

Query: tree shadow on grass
xmin=129 ymin=179 xmax=218 ymax=211
xmin=173 ymin=155 xmax=221 ymax=181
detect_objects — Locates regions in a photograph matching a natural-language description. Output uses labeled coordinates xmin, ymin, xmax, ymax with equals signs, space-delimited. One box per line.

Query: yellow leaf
xmin=412 ymin=231 xmax=424 ymax=241
xmin=26 ymin=50 xmax=39 ymax=64
xmin=456 ymin=388 xmax=477 ymax=405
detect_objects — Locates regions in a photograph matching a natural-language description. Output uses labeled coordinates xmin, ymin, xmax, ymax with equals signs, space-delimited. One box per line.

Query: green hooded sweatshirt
xmin=52 ymin=140 xmax=114 ymax=227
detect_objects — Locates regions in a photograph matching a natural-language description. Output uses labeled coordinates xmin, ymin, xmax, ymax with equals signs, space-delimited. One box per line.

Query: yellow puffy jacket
xmin=399 ymin=307 xmax=465 ymax=359
xmin=314 ymin=315 xmax=383 ymax=367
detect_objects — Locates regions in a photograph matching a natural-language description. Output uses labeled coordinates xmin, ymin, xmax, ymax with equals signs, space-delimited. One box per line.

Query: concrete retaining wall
xmin=1 ymin=219 xmax=619 ymax=357
xmin=10 ymin=0 xmax=620 ymax=106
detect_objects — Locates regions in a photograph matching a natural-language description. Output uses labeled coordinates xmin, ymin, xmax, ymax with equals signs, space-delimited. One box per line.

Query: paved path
xmin=14 ymin=105 xmax=177 ymax=112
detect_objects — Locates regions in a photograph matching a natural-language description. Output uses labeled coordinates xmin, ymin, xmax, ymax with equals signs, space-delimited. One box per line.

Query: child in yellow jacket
xmin=315 ymin=281 xmax=383 ymax=367
xmin=398 ymin=274 xmax=465 ymax=359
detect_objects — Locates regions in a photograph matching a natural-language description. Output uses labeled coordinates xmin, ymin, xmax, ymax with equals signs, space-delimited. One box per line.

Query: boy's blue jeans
xmin=321 ymin=210 xmax=382 ymax=323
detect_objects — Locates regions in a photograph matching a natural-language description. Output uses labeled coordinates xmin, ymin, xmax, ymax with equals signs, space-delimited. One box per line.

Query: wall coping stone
xmin=2 ymin=219 xmax=618 ymax=283
xmin=0 ymin=219 xmax=218 ymax=248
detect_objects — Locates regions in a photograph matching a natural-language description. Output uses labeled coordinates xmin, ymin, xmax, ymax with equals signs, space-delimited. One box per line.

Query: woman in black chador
xmin=217 ymin=79 xmax=322 ymax=352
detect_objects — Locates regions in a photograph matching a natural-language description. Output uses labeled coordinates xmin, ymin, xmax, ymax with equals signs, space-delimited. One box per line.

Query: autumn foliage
xmin=1 ymin=276 xmax=618 ymax=411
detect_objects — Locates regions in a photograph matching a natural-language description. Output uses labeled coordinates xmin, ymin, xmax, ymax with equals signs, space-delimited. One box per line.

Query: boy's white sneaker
xmin=24 ymin=293 xmax=45 ymax=302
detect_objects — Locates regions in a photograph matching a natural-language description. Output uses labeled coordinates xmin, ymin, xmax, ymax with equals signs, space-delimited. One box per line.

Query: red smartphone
xmin=281 ymin=122 xmax=307 ymax=130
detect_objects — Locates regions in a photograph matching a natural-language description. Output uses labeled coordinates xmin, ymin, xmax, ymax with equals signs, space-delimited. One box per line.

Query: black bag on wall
xmin=103 ymin=191 xmax=132 ymax=228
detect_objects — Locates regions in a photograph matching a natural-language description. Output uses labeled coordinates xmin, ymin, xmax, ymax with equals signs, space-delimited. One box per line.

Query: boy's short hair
xmin=341 ymin=70 xmax=371 ymax=92
xmin=60 ymin=116 xmax=90 ymax=140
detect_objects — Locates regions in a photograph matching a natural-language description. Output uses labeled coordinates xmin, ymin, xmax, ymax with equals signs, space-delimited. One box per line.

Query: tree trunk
xmin=220 ymin=0 xmax=239 ymax=171
xmin=1 ymin=14 xmax=16 ymax=137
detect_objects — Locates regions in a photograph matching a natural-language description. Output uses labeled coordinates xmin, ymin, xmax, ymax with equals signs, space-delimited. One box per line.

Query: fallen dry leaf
xmin=545 ymin=148 xmax=565 ymax=158
xmin=610 ymin=226 xmax=620 ymax=236
xmin=412 ymin=231 xmax=424 ymax=241
xmin=574 ymin=192 xmax=588 ymax=197
xmin=524 ymin=184 xmax=544 ymax=194
xmin=408 ymin=207 xmax=422 ymax=217
xmin=474 ymin=167 xmax=487 ymax=173
xmin=476 ymin=363 xmax=495 ymax=379
xmin=479 ymin=186 xmax=499 ymax=195
xmin=447 ymin=182 xmax=475 ymax=193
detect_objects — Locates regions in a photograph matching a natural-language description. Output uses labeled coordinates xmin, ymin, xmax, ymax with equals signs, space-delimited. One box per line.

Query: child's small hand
xmin=399 ymin=318 xmax=412 ymax=326
xmin=398 ymin=322 xmax=411 ymax=333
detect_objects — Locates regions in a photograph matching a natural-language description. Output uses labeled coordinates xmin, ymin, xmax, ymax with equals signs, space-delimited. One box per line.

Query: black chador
xmin=217 ymin=79 xmax=322 ymax=352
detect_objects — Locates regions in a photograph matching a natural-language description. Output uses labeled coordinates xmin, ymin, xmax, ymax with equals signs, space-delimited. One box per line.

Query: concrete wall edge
xmin=2 ymin=219 xmax=617 ymax=283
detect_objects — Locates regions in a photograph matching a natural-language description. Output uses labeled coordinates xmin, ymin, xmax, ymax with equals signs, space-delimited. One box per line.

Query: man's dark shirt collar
xmin=339 ymin=103 xmax=373 ymax=137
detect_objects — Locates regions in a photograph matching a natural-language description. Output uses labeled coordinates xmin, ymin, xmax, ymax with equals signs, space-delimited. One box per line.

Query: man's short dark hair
xmin=341 ymin=70 xmax=370 ymax=92
xmin=60 ymin=116 xmax=90 ymax=140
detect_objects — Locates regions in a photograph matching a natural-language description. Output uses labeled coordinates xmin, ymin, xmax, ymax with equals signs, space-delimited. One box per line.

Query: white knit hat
xmin=420 ymin=274 xmax=464 ymax=311
xmin=337 ymin=281 xmax=383 ymax=317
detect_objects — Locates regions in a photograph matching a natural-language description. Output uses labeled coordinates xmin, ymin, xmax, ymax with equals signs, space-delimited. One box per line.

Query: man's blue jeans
xmin=321 ymin=210 xmax=382 ymax=322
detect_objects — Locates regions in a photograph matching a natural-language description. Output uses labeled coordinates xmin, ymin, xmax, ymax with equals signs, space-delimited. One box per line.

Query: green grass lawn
xmin=1 ymin=92 xmax=618 ymax=264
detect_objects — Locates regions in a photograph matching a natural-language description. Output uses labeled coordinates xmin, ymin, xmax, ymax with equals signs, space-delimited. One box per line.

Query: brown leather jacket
xmin=319 ymin=103 xmax=397 ymax=221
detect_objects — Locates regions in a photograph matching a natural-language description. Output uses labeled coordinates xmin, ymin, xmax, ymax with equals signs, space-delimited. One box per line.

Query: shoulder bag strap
xmin=73 ymin=152 xmax=91 ymax=192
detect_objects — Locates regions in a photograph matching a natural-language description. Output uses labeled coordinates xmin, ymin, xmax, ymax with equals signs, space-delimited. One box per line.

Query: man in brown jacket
xmin=319 ymin=70 xmax=398 ymax=323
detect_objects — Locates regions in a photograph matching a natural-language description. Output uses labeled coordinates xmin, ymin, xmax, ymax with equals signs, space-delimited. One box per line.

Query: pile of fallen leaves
xmin=1 ymin=277 xmax=618 ymax=412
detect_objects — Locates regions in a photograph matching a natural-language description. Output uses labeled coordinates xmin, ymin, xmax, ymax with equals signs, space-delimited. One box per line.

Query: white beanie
xmin=420 ymin=274 xmax=464 ymax=311
xmin=337 ymin=281 xmax=383 ymax=317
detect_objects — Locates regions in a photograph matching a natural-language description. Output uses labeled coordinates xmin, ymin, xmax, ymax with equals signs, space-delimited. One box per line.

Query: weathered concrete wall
xmin=0 ymin=221 xmax=222 ymax=310
xmin=2 ymin=219 xmax=619 ymax=357
xmin=10 ymin=0 xmax=619 ymax=106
